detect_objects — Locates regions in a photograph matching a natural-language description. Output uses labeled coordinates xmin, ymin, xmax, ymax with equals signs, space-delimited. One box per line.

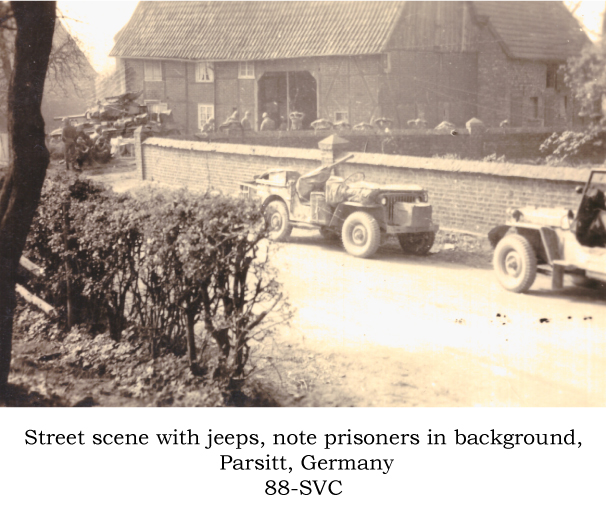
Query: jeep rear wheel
xmin=265 ymin=201 xmax=292 ymax=242
xmin=342 ymin=212 xmax=381 ymax=258
xmin=493 ymin=234 xmax=537 ymax=293
xmin=398 ymin=232 xmax=435 ymax=256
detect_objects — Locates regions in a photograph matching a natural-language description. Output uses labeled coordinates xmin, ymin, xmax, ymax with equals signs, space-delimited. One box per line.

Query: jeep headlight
xmin=510 ymin=209 xmax=523 ymax=222
xmin=381 ymin=197 xmax=387 ymax=205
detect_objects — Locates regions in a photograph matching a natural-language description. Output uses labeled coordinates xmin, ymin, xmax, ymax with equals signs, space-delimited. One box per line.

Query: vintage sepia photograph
xmin=0 ymin=1 xmax=605 ymax=408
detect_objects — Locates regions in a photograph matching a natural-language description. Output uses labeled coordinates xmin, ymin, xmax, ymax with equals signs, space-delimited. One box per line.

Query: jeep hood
xmin=510 ymin=206 xmax=573 ymax=227
xmin=346 ymin=181 xmax=425 ymax=192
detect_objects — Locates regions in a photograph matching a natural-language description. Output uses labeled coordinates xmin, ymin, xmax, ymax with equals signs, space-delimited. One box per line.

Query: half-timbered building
xmin=109 ymin=1 xmax=589 ymax=133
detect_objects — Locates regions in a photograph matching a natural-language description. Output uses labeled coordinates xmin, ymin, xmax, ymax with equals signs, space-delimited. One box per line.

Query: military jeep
xmin=488 ymin=170 xmax=606 ymax=293
xmin=240 ymin=155 xmax=439 ymax=258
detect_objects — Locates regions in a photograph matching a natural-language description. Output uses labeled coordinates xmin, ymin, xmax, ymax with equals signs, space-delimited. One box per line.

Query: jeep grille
xmin=385 ymin=194 xmax=425 ymax=223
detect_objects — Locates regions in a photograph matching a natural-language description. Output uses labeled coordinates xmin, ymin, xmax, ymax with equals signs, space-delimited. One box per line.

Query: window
xmin=530 ymin=97 xmax=539 ymax=119
xmin=145 ymin=100 xmax=168 ymax=121
xmin=381 ymin=53 xmax=391 ymax=74
xmin=195 ymin=61 xmax=214 ymax=83
xmin=198 ymin=104 xmax=214 ymax=130
xmin=546 ymin=64 xmax=558 ymax=89
xmin=334 ymin=111 xmax=349 ymax=122
xmin=144 ymin=61 xmax=162 ymax=82
xmin=238 ymin=61 xmax=254 ymax=79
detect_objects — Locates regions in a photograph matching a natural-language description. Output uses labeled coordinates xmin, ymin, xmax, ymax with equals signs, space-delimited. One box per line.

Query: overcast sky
xmin=58 ymin=1 xmax=138 ymax=74
xmin=59 ymin=1 xmax=606 ymax=75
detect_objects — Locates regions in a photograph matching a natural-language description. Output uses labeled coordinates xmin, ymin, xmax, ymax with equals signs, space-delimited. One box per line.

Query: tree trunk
xmin=185 ymin=310 xmax=197 ymax=368
xmin=0 ymin=2 xmax=56 ymax=396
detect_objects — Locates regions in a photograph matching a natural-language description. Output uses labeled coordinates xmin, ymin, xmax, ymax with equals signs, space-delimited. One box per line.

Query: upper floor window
xmin=144 ymin=61 xmax=162 ymax=82
xmin=195 ymin=61 xmax=214 ymax=83
xmin=238 ymin=61 xmax=254 ymax=79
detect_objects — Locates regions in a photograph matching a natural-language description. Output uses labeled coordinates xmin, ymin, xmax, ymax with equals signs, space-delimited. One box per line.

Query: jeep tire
xmin=493 ymin=234 xmax=537 ymax=293
xmin=342 ymin=212 xmax=381 ymax=258
xmin=398 ymin=232 xmax=435 ymax=256
xmin=265 ymin=200 xmax=292 ymax=242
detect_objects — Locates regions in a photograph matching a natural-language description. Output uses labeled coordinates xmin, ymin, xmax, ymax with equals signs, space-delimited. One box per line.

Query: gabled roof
xmin=472 ymin=1 xmax=589 ymax=61
xmin=110 ymin=1 xmax=403 ymax=61
xmin=110 ymin=1 xmax=589 ymax=63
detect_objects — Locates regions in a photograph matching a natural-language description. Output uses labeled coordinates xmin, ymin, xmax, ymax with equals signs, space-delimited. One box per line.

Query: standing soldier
xmin=61 ymin=118 xmax=77 ymax=170
xmin=241 ymin=111 xmax=252 ymax=131
xmin=260 ymin=112 xmax=276 ymax=131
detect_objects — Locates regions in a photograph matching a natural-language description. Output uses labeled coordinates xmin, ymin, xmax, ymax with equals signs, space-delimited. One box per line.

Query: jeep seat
xmin=325 ymin=176 xmax=345 ymax=205
xmin=296 ymin=165 xmax=333 ymax=202
xmin=576 ymin=188 xmax=606 ymax=247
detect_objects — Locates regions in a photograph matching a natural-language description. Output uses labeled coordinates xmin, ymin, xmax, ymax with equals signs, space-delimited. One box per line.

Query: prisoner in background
xmin=260 ymin=112 xmax=276 ymax=131
xmin=241 ymin=111 xmax=252 ymax=131
xmin=61 ymin=118 xmax=77 ymax=170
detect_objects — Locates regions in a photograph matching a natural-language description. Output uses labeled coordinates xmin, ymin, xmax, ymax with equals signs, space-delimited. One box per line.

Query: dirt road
xmin=271 ymin=230 xmax=606 ymax=407
xmin=87 ymin=167 xmax=605 ymax=407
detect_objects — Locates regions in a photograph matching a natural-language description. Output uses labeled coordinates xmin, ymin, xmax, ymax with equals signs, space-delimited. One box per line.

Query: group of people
xmin=62 ymin=118 xmax=111 ymax=171
xmin=260 ymin=111 xmax=305 ymax=131
xmin=210 ymin=108 xmax=305 ymax=133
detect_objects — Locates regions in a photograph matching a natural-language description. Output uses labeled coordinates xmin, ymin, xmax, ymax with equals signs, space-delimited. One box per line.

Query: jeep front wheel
xmin=341 ymin=212 xmax=381 ymax=258
xmin=398 ymin=232 xmax=435 ymax=256
xmin=493 ymin=234 xmax=537 ymax=293
xmin=265 ymin=201 xmax=292 ymax=242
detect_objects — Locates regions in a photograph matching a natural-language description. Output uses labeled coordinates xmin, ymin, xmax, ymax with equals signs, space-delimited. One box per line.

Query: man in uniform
xmin=260 ymin=112 xmax=275 ymax=131
xmin=61 ymin=118 xmax=77 ymax=170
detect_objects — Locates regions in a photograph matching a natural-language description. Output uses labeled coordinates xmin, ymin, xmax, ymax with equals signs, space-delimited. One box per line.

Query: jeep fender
xmin=488 ymin=225 xmax=559 ymax=265
xmin=262 ymin=195 xmax=287 ymax=210
xmin=487 ymin=225 xmax=510 ymax=248
xmin=328 ymin=202 xmax=384 ymax=230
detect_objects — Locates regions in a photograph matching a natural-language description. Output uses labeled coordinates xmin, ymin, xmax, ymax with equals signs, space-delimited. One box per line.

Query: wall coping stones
xmin=143 ymin=137 xmax=321 ymax=162
xmin=142 ymin=136 xmax=591 ymax=184
xmin=346 ymin=152 xmax=591 ymax=184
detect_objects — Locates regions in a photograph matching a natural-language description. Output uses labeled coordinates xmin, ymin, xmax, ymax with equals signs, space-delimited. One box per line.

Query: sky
xmin=59 ymin=1 xmax=606 ymax=75
xmin=565 ymin=0 xmax=605 ymax=37
xmin=58 ymin=1 xmax=138 ymax=74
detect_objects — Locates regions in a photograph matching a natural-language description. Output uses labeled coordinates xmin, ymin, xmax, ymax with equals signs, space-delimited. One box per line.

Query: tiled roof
xmin=110 ymin=1 xmax=589 ymax=63
xmin=110 ymin=1 xmax=403 ymax=61
xmin=472 ymin=1 xmax=589 ymax=60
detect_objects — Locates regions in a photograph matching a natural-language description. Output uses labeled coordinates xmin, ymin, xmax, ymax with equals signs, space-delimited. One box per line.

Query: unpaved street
xmin=273 ymin=230 xmax=606 ymax=407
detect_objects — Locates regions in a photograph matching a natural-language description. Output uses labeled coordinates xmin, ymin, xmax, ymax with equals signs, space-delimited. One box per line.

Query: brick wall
xmin=336 ymin=154 xmax=586 ymax=234
xmin=139 ymin=136 xmax=589 ymax=235
xmin=141 ymin=139 xmax=319 ymax=194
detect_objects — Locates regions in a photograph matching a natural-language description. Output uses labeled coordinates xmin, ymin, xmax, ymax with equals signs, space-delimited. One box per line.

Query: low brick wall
xmin=138 ymin=135 xmax=588 ymax=235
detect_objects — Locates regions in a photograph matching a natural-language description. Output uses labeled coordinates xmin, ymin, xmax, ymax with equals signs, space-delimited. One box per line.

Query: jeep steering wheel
xmin=343 ymin=171 xmax=365 ymax=184
xmin=336 ymin=172 xmax=365 ymax=202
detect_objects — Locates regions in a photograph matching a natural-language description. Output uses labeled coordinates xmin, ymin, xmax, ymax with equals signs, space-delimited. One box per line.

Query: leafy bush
xmin=564 ymin=43 xmax=606 ymax=120
xmin=131 ymin=188 xmax=290 ymax=379
xmin=539 ymin=42 xmax=606 ymax=165
xmin=24 ymin=174 xmax=289 ymax=382
xmin=540 ymin=126 xmax=606 ymax=165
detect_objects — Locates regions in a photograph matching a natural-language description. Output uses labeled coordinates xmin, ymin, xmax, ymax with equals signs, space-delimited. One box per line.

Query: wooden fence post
xmin=61 ymin=200 xmax=74 ymax=330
